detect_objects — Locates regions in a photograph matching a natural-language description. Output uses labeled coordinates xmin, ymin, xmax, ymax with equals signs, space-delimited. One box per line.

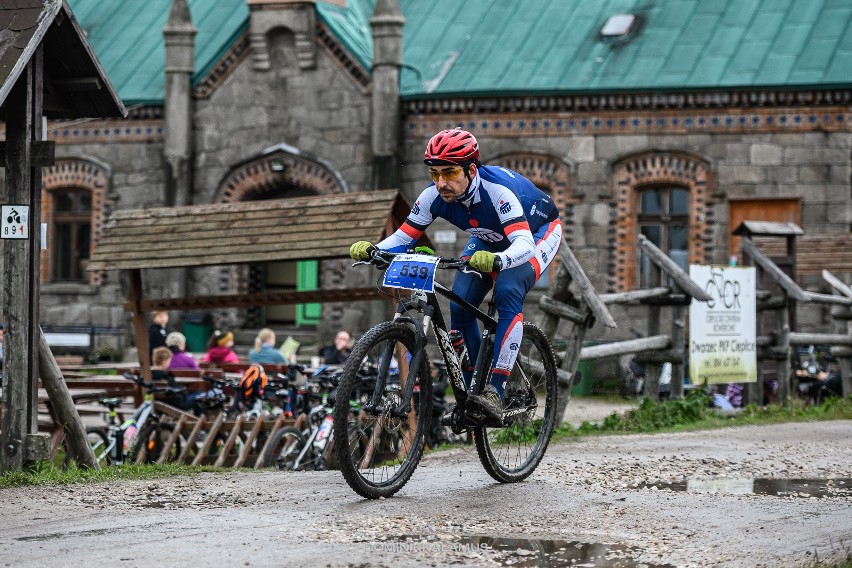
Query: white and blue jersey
xmin=378 ymin=166 xmax=564 ymax=400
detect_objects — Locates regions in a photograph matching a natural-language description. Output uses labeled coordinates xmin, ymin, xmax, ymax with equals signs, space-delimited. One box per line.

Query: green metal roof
xmin=322 ymin=0 xmax=852 ymax=97
xmin=69 ymin=0 xmax=852 ymax=105
xmin=68 ymin=0 xmax=249 ymax=105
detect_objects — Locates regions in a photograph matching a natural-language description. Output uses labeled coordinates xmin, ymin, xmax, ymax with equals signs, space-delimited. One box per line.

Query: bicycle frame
xmin=365 ymin=277 xmax=498 ymax=420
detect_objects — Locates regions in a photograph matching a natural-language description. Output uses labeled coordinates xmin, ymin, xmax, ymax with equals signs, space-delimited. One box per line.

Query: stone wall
xmin=399 ymin=124 xmax=852 ymax=340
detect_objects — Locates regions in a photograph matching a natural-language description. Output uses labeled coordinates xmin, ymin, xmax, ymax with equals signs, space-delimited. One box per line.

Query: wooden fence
xmin=539 ymin=236 xmax=712 ymax=424
xmin=741 ymin=238 xmax=852 ymax=404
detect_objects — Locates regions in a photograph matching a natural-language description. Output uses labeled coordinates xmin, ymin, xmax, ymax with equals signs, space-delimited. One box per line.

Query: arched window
xmin=611 ymin=152 xmax=713 ymax=291
xmin=41 ymin=159 xmax=110 ymax=285
xmin=52 ymin=189 xmax=92 ymax=281
xmin=637 ymin=186 xmax=689 ymax=287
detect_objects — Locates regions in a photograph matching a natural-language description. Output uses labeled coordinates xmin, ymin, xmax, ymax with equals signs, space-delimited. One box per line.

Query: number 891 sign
xmin=382 ymin=253 xmax=440 ymax=293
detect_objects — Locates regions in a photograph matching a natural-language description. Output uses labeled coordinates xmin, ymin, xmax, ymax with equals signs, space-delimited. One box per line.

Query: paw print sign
xmin=1 ymin=205 xmax=29 ymax=240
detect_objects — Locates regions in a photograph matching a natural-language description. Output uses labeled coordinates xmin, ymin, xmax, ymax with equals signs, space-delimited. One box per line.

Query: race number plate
xmin=382 ymin=254 xmax=440 ymax=293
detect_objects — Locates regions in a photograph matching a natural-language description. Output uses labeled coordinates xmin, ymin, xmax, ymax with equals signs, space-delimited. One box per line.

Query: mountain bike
xmin=66 ymin=372 xmax=187 ymax=467
xmin=333 ymin=250 xmax=558 ymax=499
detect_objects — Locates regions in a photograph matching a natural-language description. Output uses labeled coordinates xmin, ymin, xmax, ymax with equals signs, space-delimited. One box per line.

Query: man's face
xmin=335 ymin=332 xmax=350 ymax=350
xmin=429 ymin=164 xmax=473 ymax=203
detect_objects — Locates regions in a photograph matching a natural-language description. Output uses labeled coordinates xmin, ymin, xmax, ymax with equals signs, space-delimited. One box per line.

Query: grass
xmin=0 ymin=462 xmax=223 ymax=490
xmin=554 ymin=392 xmax=852 ymax=441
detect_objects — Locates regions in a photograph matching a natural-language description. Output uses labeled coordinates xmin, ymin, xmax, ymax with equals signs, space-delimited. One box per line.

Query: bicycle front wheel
xmin=130 ymin=422 xmax=181 ymax=464
xmin=333 ymin=321 xmax=432 ymax=499
xmin=63 ymin=427 xmax=112 ymax=470
xmin=474 ymin=322 xmax=558 ymax=483
xmin=263 ymin=427 xmax=309 ymax=470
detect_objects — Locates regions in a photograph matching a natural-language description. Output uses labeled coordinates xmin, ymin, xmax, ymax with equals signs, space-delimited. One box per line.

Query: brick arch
xmin=610 ymin=151 xmax=714 ymax=291
xmin=213 ymin=146 xmax=347 ymax=204
xmin=489 ymin=152 xmax=577 ymax=243
xmin=41 ymin=159 xmax=110 ymax=285
xmin=212 ymin=147 xmax=349 ymax=322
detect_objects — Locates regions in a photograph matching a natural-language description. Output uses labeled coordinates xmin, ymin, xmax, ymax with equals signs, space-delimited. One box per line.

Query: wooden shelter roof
xmin=732 ymin=221 xmax=804 ymax=237
xmin=0 ymin=0 xmax=125 ymax=118
xmin=88 ymin=189 xmax=423 ymax=271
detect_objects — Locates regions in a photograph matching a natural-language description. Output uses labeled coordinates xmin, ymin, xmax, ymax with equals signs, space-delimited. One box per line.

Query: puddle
xmin=382 ymin=535 xmax=672 ymax=567
xmin=643 ymin=478 xmax=852 ymax=498
xmin=16 ymin=522 xmax=168 ymax=542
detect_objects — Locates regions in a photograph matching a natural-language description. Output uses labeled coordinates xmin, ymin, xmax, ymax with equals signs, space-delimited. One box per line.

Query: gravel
xmin=0 ymin=420 xmax=849 ymax=567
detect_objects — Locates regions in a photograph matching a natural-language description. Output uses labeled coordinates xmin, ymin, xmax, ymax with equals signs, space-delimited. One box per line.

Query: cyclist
xmin=350 ymin=127 xmax=562 ymax=423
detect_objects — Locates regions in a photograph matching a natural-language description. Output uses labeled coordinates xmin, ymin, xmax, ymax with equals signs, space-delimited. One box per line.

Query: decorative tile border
xmin=406 ymin=106 xmax=851 ymax=137
xmin=44 ymin=120 xmax=164 ymax=145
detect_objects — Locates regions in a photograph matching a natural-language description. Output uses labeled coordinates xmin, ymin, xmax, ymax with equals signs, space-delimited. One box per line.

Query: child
xmin=202 ymin=329 xmax=239 ymax=365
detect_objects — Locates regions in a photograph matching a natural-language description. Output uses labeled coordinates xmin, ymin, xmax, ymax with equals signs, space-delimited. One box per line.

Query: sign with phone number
xmin=382 ymin=254 xmax=440 ymax=292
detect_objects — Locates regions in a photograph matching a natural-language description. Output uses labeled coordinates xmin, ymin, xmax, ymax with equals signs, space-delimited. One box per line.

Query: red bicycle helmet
xmin=424 ymin=128 xmax=480 ymax=166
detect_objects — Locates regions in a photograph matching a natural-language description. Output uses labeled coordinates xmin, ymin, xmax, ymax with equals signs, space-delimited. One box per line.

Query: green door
xmin=296 ymin=260 xmax=320 ymax=326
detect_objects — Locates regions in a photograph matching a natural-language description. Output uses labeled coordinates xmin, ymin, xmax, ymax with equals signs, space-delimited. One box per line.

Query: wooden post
xmin=128 ymin=269 xmax=152 ymax=385
xmin=645 ymin=259 xmax=662 ymax=401
xmin=37 ymin=328 xmax=99 ymax=469
xmin=539 ymin=263 xmax=573 ymax=341
xmin=745 ymin=262 xmax=764 ymax=405
xmin=669 ymin=287 xmax=686 ymax=400
xmin=775 ymin=296 xmax=791 ymax=403
xmin=553 ymin=319 xmax=587 ymax=427
xmin=1 ymin=48 xmax=44 ymax=471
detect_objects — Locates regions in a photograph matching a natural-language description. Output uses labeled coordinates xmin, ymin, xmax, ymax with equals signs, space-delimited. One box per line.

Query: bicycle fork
xmin=364 ymin=302 xmax=433 ymax=419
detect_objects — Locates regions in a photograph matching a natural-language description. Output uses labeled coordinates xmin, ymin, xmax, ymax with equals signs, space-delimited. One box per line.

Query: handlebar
xmin=123 ymin=371 xmax=187 ymax=394
xmin=355 ymin=249 xmax=476 ymax=274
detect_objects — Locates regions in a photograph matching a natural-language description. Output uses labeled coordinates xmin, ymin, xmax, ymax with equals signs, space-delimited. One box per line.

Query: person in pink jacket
xmin=201 ymin=329 xmax=239 ymax=364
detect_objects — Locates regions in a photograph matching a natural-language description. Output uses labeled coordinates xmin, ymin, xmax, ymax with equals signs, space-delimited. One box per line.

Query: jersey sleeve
xmin=376 ymin=187 xmax=436 ymax=253
xmin=493 ymin=188 xmax=537 ymax=270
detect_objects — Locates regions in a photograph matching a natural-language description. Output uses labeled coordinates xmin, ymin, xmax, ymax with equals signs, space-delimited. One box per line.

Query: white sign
xmin=689 ymin=265 xmax=757 ymax=385
xmin=433 ymin=230 xmax=458 ymax=244
xmin=1 ymin=205 xmax=29 ymax=240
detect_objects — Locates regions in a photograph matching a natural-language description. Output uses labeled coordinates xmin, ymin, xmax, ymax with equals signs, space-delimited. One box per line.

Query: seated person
xmin=319 ymin=330 xmax=352 ymax=365
xmin=166 ymin=331 xmax=200 ymax=370
xmin=152 ymin=346 xmax=198 ymax=411
xmin=249 ymin=328 xmax=287 ymax=365
xmin=202 ymin=329 xmax=239 ymax=365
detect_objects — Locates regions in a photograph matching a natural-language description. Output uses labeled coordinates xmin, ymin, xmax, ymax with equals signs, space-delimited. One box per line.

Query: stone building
xmin=2 ymin=0 xmax=850 ymax=354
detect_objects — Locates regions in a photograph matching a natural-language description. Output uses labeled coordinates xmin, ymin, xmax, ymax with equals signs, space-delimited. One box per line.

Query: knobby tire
xmin=473 ymin=322 xmax=558 ymax=483
xmin=333 ymin=321 xmax=432 ymax=499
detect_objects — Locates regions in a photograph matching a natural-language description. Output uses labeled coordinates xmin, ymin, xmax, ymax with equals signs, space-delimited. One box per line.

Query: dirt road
xmin=1 ymin=421 xmax=850 ymax=567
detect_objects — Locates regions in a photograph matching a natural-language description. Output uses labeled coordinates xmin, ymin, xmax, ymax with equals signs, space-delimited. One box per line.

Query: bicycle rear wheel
xmin=333 ymin=321 xmax=432 ymax=499
xmin=474 ymin=322 xmax=558 ymax=483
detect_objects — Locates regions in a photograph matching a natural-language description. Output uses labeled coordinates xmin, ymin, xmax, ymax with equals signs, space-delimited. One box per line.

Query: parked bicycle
xmin=67 ymin=372 xmax=187 ymax=467
xmin=333 ymin=250 xmax=558 ymax=499
xmin=263 ymin=366 xmax=366 ymax=471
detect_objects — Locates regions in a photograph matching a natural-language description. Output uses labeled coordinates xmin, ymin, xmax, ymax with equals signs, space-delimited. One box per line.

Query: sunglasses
xmin=428 ymin=167 xmax=465 ymax=182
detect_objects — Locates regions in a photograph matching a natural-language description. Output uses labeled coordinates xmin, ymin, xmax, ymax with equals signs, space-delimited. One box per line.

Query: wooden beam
xmin=556 ymin=239 xmax=617 ymax=329
xmin=36 ymin=327 xmax=99 ymax=469
xmin=637 ymin=235 xmax=712 ymax=301
xmin=805 ymin=291 xmax=852 ymax=306
xmin=124 ymin=286 xmax=383 ymax=312
xmin=599 ymin=287 xmax=671 ymax=304
xmin=788 ymin=332 xmax=852 ymax=346
xmin=128 ymin=269 xmax=151 ymax=385
xmin=572 ymin=335 xmax=671 ymax=360
xmin=740 ymin=238 xmax=809 ymax=302
xmin=538 ymin=295 xmax=589 ymax=325
xmin=823 ymin=270 xmax=852 ymax=299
